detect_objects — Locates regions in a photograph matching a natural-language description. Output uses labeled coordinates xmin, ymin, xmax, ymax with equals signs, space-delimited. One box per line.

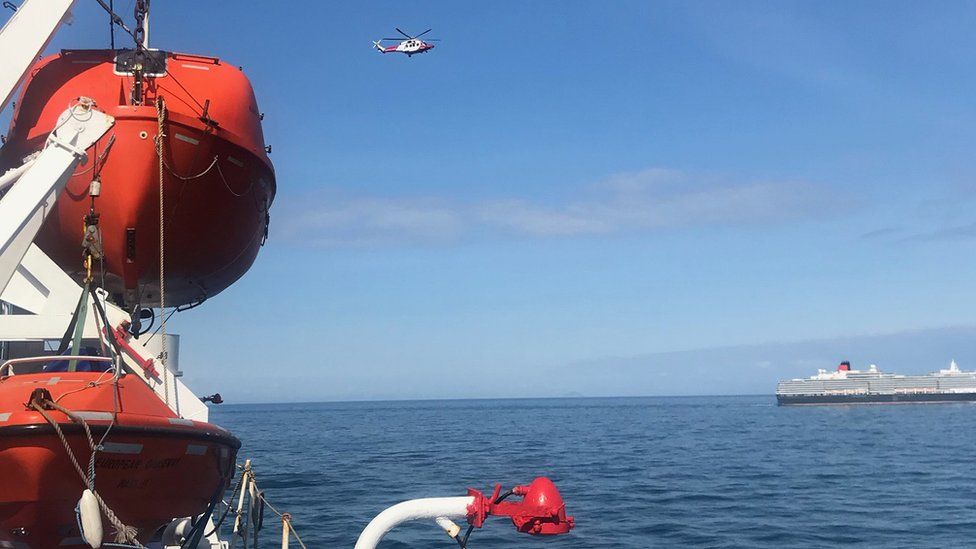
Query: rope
xmin=156 ymin=97 xmax=170 ymax=407
xmin=214 ymin=161 xmax=255 ymax=198
xmin=205 ymin=471 xmax=246 ymax=537
xmin=29 ymin=397 xmax=144 ymax=546
xmin=71 ymin=134 xmax=116 ymax=177
xmin=236 ymin=467 xmax=309 ymax=549
xmin=162 ymin=154 xmax=219 ymax=181
xmin=53 ymin=372 xmax=115 ymax=404
xmin=257 ymin=495 xmax=308 ymax=549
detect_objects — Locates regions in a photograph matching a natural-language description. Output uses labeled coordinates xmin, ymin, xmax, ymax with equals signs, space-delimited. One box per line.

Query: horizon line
xmin=210 ymin=393 xmax=773 ymax=407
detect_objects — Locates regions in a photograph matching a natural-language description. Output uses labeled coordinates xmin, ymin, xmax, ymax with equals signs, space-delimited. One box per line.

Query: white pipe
xmin=354 ymin=496 xmax=474 ymax=549
xmin=435 ymin=517 xmax=462 ymax=538
xmin=233 ymin=461 xmax=250 ymax=535
xmin=141 ymin=9 xmax=149 ymax=49
xmin=281 ymin=515 xmax=290 ymax=549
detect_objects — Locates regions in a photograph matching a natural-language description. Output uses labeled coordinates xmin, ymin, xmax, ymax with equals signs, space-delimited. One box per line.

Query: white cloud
xmin=276 ymin=195 xmax=463 ymax=247
xmin=480 ymin=168 xmax=833 ymax=236
xmin=479 ymin=199 xmax=615 ymax=236
xmin=276 ymin=168 xmax=838 ymax=247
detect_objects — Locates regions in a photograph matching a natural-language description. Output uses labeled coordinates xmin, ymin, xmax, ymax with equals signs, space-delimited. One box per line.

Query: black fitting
xmin=200 ymin=393 xmax=223 ymax=405
xmin=26 ymin=388 xmax=54 ymax=410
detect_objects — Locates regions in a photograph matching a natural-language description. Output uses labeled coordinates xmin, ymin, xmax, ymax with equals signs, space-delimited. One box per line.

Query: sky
xmin=7 ymin=1 xmax=976 ymax=401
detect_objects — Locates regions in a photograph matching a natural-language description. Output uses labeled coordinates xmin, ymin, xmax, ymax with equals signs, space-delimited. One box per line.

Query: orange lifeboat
xmin=0 ymin=356 xmax=239 ymax=547
xmin=0 ymin=48 xmax=276 ymax=308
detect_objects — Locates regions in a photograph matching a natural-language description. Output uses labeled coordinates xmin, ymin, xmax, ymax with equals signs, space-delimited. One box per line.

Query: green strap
xmin=67 ymin=281 xmax=91 ymax=372
xmin=57 ymin=283 xmax=89 ymax=355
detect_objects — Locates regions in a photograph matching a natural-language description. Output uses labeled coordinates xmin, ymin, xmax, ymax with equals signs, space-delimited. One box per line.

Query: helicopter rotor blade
xmin=382 ymin=38 xmax=403 ymax=41
xmin=395 ymin=27 xmax=412 ymax=39
xmin=415 ymin=28 xmax=433 ymax=38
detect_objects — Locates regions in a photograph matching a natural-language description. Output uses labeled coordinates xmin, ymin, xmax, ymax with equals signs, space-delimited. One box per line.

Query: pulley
xmin=82 ymin=213 xmax=103 ymax=261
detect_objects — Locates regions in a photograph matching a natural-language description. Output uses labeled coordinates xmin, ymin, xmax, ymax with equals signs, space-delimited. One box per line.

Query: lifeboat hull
xmin=0 ymin=49 xmax=276 ymax=308
xmin=0 ymin=372 xmax=239 ymax=547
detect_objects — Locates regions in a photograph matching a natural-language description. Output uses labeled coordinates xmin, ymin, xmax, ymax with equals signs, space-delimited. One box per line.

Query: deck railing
xmin=0 ymin=355 xmax=114 ymax=376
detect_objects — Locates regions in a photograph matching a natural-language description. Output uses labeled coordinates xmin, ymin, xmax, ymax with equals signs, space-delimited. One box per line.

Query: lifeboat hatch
xmin=113 ymin=48 xmax=168 ymax=77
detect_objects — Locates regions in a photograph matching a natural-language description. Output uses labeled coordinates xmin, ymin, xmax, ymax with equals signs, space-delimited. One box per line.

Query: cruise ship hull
xmin=776 ymin=361 xmax=976 ymax=406
xmin=777 ymin=392 xmax=976 ymax=405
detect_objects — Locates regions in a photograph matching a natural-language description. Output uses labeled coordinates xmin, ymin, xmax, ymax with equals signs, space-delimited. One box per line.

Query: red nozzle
xmin=466 ymin=477 xmax=574 ymax=536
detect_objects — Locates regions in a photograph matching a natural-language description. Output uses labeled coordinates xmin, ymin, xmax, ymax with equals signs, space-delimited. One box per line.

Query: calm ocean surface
xmin=210 ymin=396 xmax=976 ymax=548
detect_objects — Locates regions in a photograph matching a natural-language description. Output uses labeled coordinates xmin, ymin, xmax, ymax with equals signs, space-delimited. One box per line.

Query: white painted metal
xmin=0 ymin=0 xmax=75 ymax=113
xmin=0 ymin=245 xmax=210 ymax=421
xmin=0 ymin=157 xmax=37 ymax=194
xmin=281 ymin=516 xmax=290 ymax=549
xmin=354 ymin=496 xmax=475 ymax=549
xmin=0 ymin=314 xmax=97 ymax=340
xmin=0 ymin=4 xmax=229 ymax=547
xmin=0 ymin=354 xmax=112 ymax=376
xmin=435 ymin=516 xmax=462 ymax=538
xmin=141 ymin=9 xmax=149 ymax=49
xmin=233 ymin=460 xmax=251 ymax=537
xmin=94 ymin=286 xmax=208 ymax=421
xmin=0 ymin=99 xmax=215 ymax=418
xmin=161 ymin=517 xmax=193 ymax=545
xmin=2 ymin=244 xmax=81 ymax=315
xmin=0 ymin=185 xmax=58 ymax=299
xmin=0 ymin=100 xmax=114 ymax=293
xmin=159 ymin=516 xmax=225 ymax=549
xmin=145 ymin=333 xmax=182 ymax=376
xmin=374 ymin=38 xmax=433 ymax=55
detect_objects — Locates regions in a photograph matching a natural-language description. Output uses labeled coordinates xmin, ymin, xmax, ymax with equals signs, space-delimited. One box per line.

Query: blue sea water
xmin=209 ymin=397 xmax=976 ymax=548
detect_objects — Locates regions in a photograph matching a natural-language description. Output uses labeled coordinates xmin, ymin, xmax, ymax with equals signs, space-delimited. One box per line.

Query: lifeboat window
xmin=43 ymin=346 xmax=113 ymax=373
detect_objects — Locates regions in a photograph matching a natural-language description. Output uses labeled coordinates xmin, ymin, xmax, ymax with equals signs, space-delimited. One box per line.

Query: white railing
xmin=0 ymin=354 xmax=113 ymax=376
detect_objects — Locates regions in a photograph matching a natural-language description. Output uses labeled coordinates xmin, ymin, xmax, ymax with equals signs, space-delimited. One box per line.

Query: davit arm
xmin=0 ymin=0 xmax=75 ymax=113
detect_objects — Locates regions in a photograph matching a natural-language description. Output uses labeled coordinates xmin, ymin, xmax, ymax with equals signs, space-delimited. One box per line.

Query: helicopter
xmin=373 ymin=28 xmax=439 ymax=56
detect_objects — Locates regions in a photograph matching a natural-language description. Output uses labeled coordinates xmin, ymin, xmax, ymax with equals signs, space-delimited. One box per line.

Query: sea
xmin=209 ymin=396 xmax=976 ymax=548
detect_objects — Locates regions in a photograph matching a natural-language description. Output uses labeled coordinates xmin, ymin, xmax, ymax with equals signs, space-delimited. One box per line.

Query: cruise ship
xmin=776 ymin=360 xmax=976 ymax=405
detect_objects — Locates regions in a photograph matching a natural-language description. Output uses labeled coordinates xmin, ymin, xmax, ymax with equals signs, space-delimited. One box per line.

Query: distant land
xmin=567 ymin=325 xmax=976 ymax=397
xmin=188 ymin=325 xmax=976 ymax=403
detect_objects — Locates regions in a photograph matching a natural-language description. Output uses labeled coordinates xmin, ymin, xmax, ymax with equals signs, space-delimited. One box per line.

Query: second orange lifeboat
xmin=0 ymin=355 xmax=239 ymax=547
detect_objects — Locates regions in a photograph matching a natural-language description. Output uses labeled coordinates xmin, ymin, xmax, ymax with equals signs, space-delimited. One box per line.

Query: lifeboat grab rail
xmin=0 ymin=354 xmax=113 ymax=376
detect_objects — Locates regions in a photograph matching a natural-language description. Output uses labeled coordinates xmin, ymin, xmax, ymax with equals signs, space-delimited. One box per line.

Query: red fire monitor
xmin=466 ymin=477 xmax=575 ymax=536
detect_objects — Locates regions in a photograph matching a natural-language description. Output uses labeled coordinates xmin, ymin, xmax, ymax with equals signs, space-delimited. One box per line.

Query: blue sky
xmin=8 ymin=1 xmax=976 ymax=401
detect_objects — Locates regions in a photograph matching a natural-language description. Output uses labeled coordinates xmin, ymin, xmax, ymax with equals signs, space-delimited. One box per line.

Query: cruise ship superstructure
xmin=776 ymin=360 xmax=976 ymax=405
